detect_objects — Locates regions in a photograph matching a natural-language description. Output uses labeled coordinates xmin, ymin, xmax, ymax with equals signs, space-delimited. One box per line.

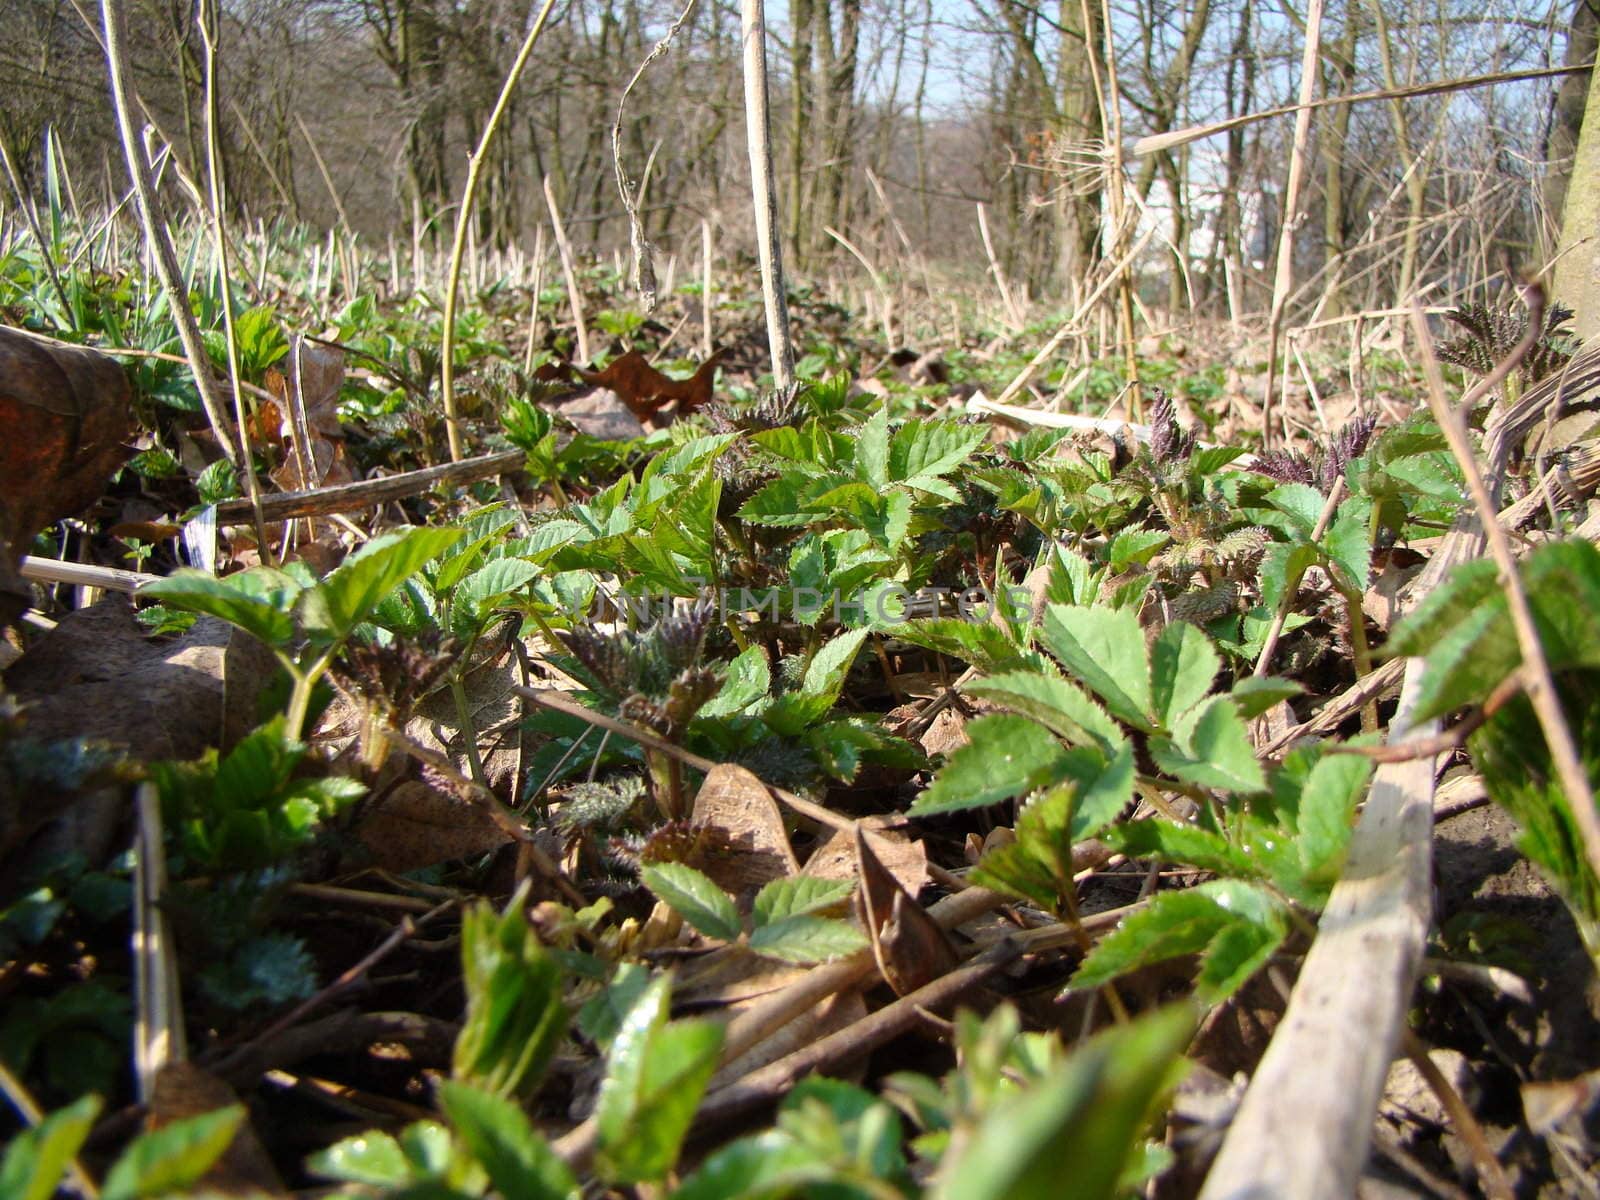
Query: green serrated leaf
xmin=1470 ymin=677 xmax=1600 ymax=955
xmin=672 ymin=1130 xmax=827 ymax=1199
xmin=801 ymin=627 xmax=868 ymax=702
xmin=438 ymin=1082 xmax=579 ymax=1200
xmin=1196 ymin=916 xmax=1287 ymax=1002
xmin=1228 ymin=675 xmax=1303 ymax=718
xmin=578 ymin=962 xmax=654 ymax=1049
xmin=753 ymin=876 xmax=855 ymax=925
xmin=1041 ymin=605 xmax=1154 ymax=730
xmin=595 ymin=977 xmax=724 ymax=1184
xmin=1391 ymin=541 xmax=1600 ymax=722
xmin=1258 ymin=541 xmax=1319 ymax=613
xmin=1067 ymin=739 xmax=1137 ymax=839
xmin=854 ymin=405 xmax=891 ymax=487
xmin=1265 ymin=483 xmax=1327 ymax=535
xmin=101 ymin=1106 xmax=244 ymax=1200
xmin=911 ymin=715 xmax=1068 ymax=815
xmin=970 ymin=838 xmax=1062 ymax=911
xmin=1153 ymin=696 xmax=1267 ymax=793
xmin=889 ymin=418 xmax=987 ymax=481
xmin=892 ymin=618 xmax=1033 ymax=674
xmin=301 ymin=526 xmax=465 ymax=642
xmin=453 ymin=882 xmax=568 ymax=1101
xmin=452 ymin=557 xmax=541 ymax=638
xmin=138 ymin=567 xmax=302 ymax=648
xmin=640 ymin=863 xmax=741 ymax=941
xmin=1069 ymin=880 xmax=1284 ymax=1000
xmin=1149 ymin=620 xmax=1220 ymax=731
xmin=1104 ymin=818 xmax=1253 ymax=878
xmin=966 ymin=670 xmax=1123 ymax=754
xmin=749 ymin=915 xmax=869 ymax=963
xmin=698 ymin=645 xmax=771 ymax=719
xmin=307 ymin=1130 xmax=412 ymax=1186
xmin=1384 ymin=453 xmax=1463 ymax=500
xmin=1108 ymin=528 xmax=1170 ymax=572
xmin=1295 ymin=753 xmax=1374 ymax=880
xmin=1321 ymin=497 xmax=1372 ymax=591
xmin=931 ymin=1006 xmax=1192 ymax=1200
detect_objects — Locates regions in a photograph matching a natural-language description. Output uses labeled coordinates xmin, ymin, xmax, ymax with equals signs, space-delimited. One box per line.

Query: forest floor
xmin=2 ymin=242 xmax=1599 ymax=1198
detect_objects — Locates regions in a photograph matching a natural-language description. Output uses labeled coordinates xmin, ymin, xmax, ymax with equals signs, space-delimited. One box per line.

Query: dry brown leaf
xmin=0 ymin=327 xmax=132 ymax=623
xmin=689 ymin=764 xmax=800 ymax=901
xmin=105 ymin=520 xmax=183 ymax=542
xmin=352 ymin=779 xmax=511 ymax=872
xmin=1363 ymin=548 xmax=1427 ymax=634
xmin=1523 ymin=1069 xmax=1600 ymax=1134
xmin=572 ymin=348 xmax=724 ymax=423
xmin=406 ymin=647 xmax=524 ymax=794
xmin=5 ymin=598 xmax=272 ymax=761
xmin=1249 ymin=700 xmax=1296 ymax=751
xmin=802 ymin=825 xmax=929 ymax=898
xmin=854 ymin=824 xmax=958 ymax=995
xmin=919 ymin=706 xmax=970 ymax=758
xmin=710 ymin=986 xmax=867 ymax=1088
xmin=557 ymin=388 xmax=649 ymax=441
xmin=264 ymin=340 xmax=352 ymax=495
xmin=2 ymin=600 xmax=275 ymax=871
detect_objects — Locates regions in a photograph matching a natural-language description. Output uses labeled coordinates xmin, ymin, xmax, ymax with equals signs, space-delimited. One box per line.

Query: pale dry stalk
xmin=439 ymin=0 xmax=561 ymax=462
xmin=100 ymin=0 xmax=241 ymax=467
xmin=740 ymin=0 xmax=796 ymax=387
xmin=1261 ymin=0 xmax=1325 ymax=448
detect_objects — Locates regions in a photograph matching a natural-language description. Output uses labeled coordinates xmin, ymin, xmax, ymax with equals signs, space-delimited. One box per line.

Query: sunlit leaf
xmin=640 ymin=863 xmax=741 ymax=942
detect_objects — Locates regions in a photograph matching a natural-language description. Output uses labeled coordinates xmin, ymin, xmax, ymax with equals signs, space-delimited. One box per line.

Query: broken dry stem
xmin=1400 ymin=1029 xmax=1514 ymax=1200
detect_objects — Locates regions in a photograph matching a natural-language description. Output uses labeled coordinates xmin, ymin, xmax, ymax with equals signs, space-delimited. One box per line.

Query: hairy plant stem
xmin=1338 ymin=583 xmax=1378 ymax=733
xmin=1254 ymin=476 xmax=1347 ymax=678
xmin=645 ymin=746 xmax=686 ymax=822
xmin=449 ymin=675 xmax=489 ymax=787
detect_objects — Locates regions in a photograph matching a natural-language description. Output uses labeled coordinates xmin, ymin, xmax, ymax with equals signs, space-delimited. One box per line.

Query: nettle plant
xmin=907 ymin=600 xmax=1372 ymax=1005
xmin=141 ymin=525 xmax=464 ymax=740
xmin=1388 ymin=538 xmax=1600 ymax=963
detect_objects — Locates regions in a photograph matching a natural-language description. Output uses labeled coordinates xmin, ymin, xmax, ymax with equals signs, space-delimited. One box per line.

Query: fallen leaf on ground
xmin=0 ymin=327 xmax=132 ymax=624
xmin=572 ymin=348 xmax=724 ymax=423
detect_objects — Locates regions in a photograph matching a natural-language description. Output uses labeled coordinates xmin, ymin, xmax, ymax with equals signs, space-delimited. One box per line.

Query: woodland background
xmin=0 ymin=0 xmax=1592 ymax=326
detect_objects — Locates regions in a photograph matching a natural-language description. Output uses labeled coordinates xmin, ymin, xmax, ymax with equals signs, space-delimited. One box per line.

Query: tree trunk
xmin=787 ymin=0 xmax=814 ymax=264
xmin=1554 ymin=58 xmax=1600 ymax=340
xmin=1546 ymin=0 xmax=1600 ymax=238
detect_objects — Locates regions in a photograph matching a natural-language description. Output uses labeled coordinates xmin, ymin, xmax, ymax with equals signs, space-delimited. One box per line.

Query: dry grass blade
xmin=438 ymin=0 xmax=561 ymax=462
